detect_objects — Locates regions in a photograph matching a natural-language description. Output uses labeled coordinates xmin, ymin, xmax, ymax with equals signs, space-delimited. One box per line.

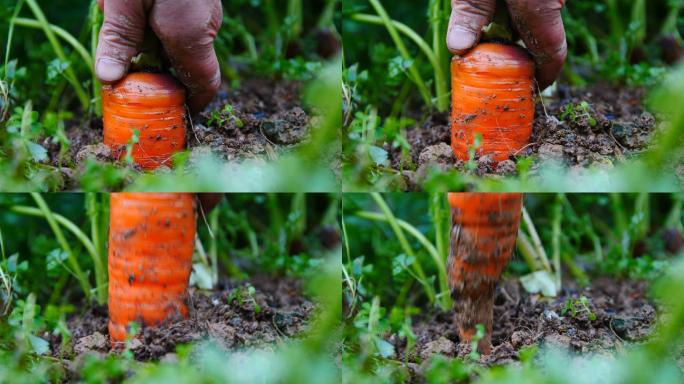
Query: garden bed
xmin=44 ymin=77 xmax=314 ymax=185
xmin=47 ymin=276 xmax=313 ymax=365
xmin=390 ymin=85 xmax=659 ymax=189
xmin=391 ymin=277 xmax=657 ymax=380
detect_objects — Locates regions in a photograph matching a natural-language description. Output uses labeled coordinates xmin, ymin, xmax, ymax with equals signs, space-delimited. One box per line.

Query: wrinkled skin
xmin=96 ymin=0 xmax=222 ymax=114
xmin=447 ymin=0 xmax=567 ymax=90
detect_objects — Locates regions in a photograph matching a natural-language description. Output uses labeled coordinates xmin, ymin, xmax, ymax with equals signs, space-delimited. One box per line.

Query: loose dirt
xmin=390 ymin=85 xmax=658 ymax=188
xmin=49 ymin=276 xmax=313 ymax=363
xmin=46 ymin=77 xmax=312 ymax=173
xmin=390 ymin=277 xmax=656 ymax=379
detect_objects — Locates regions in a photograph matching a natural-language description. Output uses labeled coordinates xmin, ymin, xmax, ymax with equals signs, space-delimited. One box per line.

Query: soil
xmin=47 ymin=276 xmax=313 ymax=366
xmin=45 ymin=77 xmax=313 ymax=181
xmin=390 ymin=85 xmax=659 ymax=189
xmin=389 ymin=277 xmax=657 ymax=380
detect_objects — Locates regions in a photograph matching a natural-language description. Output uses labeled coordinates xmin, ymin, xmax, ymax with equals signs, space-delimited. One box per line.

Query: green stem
xmin=13 ymin=204 xmax=105 ymax=303
xmin=24 ymin=0 xmax=90 ymax=110
xmin=351 ymin=13 xmax=446 ymax=111
xmin=89 ymin=0 xmax=102 ymax=116
xmin=516 ymin=229 xmax=541 ymax=271
xmin=551 ymin=194 xmax=562 ymax=290
xmin=522 ymin=206 xmax=552 ymax=273
xmin=13 ymin=18 xmax=93 ymax=71
xmin=365 ymin=1 xmax=435 ymax=110
xmin=27 ymin=194 xmax=93 ymax=301
xmin=4 ymin=0 xmax=25 ymax=75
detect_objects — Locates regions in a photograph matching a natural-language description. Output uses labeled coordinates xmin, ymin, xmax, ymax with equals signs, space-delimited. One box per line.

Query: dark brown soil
xmin=390 ymin=277 xmax=656 ymax=378
xmin=48 ymin=276 xmax=313 ymax=364
xmin=391 ymin=85 xmax=658 ymax=188
xmin=46 ymin=77 xmax=312 ymax=172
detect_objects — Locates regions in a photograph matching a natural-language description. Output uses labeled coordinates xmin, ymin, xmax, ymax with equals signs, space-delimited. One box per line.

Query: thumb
xmin=447 ymin=0 xmax=497 ymax=55
xmin=95 ymin=0 xmax=148 ymax=83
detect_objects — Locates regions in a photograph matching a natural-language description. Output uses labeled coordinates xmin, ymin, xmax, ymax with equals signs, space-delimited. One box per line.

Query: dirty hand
xmin=95 ymin=0 xmax=222 ymax=114
xmin=446 ymin=0 xmax=567 ymax=90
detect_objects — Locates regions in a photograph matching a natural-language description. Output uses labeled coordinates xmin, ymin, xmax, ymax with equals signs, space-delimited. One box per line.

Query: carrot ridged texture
xmin=102 ymin=72 xmax=187 ymax=170
xmin=447 ymin=192 xmax=522 ymax=354
xmin=108 ymin=193 xmax=196 ymax=343
xmin=450 ymin=43 xmax=534 ymax=163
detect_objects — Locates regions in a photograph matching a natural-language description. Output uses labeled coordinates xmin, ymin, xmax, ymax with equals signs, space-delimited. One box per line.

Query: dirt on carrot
xmin=45 ymin=77 xmax=312 ymax=177
xmin=48 ymin=276 xmax=313 ymax=367
xmin=390 ymin=277 xmax=656 ymax=380
xmin=391 ymin=85 xmax=659 ymax=188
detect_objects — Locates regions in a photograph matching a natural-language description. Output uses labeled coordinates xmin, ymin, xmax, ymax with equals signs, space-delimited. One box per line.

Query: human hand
xmin=95 ymin=0 xmax=223 ymax=114
xmin=446 ymin=0 xmax=567 ymax=90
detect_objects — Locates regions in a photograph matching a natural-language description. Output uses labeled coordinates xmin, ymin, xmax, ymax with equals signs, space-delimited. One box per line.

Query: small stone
xmin=418 ymin=143 xmax=455 ymax=167
xmin=75 ymin=144 xmax=112 ymax=164
xmin=496 ymin=159 xmax=517 ymax=175
xmin=510 ymin=330 xmax=531 ymax=348
xmin=538 ymin=143 xmax=564 ymax=162
xmin=74 ymin=332 xmax=107 ymax=354
xmin=419 ymin=336 xmax=455 ymax=360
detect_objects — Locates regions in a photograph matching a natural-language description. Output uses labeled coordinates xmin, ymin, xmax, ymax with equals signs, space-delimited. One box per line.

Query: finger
xmin=506 ymin=0 xmax=567 ymax=90
xmin=96 ymin=0 xmax=148 ymax=83
xmin=150 ymin=0 xmax=223 ymax=115
xmin=447 ymin=0 xmax=497 ymax=54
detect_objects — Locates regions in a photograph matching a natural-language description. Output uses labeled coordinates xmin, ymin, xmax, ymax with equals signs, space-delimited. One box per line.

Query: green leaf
xmin=28 ymin=334 xmax=50 ymax=355
xmin=520 ymin=270 xmax=558 ymax=297
xmin=374 ymin=336 xmax=395 ymax=358
xmin=392 ymin=253 xmax=415 ymax=276
xmin=368 ymin=145 xmax=388 ymax=166
xmin=46 ymin=248 xmax=68 ymax=274
xmin=26 ymin=141 xmax=47 ymax=162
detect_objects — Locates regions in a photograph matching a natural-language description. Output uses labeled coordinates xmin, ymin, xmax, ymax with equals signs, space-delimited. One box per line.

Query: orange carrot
xmin=108 ymin=193 xmax=196 ymax=343
xmin=451 ymin=43 xmax=534 ymax=163
xmin=102 ymin=72 xmax=186 ymax=170
xmin=447 ymin=192 xmax=522 ymax=354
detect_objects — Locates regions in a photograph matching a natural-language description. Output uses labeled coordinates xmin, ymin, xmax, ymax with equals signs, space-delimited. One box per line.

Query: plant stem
xmin=522 ymin=206 xmax=552 ymax=273
xmin=351 ymin=13 xmax=447 ymax=111
xmin=24 ymin=0 xmax=90 ymax=110
xmin=365 ymin=1 xmax=435 ymax=109
xmin=13 ymin=204 xmax=106 ymax=304
xmin=89 ymin=0 xmax=102 ymax=116
xmin=27 ymin=194 xmax=93 ymax=301
xmin=13 ymin=18 xmax=93 ymax=71
xmin=516 ymin=229 xmax=541 ymax=271
xmin=551 ymin=194 xmax=563 ymax=290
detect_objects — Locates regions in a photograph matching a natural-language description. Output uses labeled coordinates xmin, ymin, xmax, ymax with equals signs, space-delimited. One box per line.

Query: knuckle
xmin=100 ymin=16 xmax=142 ymax=51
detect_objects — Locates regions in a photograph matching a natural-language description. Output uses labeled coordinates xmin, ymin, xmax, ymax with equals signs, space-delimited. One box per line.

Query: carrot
xmin=447 ymin=192 xmax=522 ymax=354
xmin=108 ymin=193 xmax=196 ymax=343
xmin=450 ymin=42 xmax=534 ymax=163
xmin=102 ymin=72 xmax=187 ymax=170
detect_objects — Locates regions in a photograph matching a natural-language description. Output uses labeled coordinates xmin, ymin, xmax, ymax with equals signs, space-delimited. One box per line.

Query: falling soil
xmin=47 ymin=276 xmax=313 ymax=367
xmin=391 ymin=85 xmax=659 ymax=189
xmin=45 ymin=77 xmax=312 ymax=177
xmin=389 ymin=277 xmax=657 ymax=381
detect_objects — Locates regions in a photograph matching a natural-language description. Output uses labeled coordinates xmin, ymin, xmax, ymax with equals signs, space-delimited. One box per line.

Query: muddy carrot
xmin=450 ymin=43 xmax=534 ymax=163
xmin=447 ymin=192 xmax=522 ymax=354
xmin=108 ymin=193 xmax=196 ymax=343
xmin=102 ymin=73 xmax=187 ymax=170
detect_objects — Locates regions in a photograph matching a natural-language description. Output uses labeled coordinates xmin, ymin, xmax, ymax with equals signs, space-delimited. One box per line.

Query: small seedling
xmin=559 ymin=101 xmax=597 ymax=127
xmin=208 ymin=104 xmax=244 ymax=128
xmin=124 ymin=129 xmax=140 ymax=164
xmin=466 ymin=133 xmax=483 ymax=171
xmin=468 ymin=323 xmax=486 ymax=361
xmin=227 ymin=285 xmax=261 ymax=314
xmin=561 ymin=295 xmax=597 ymax=321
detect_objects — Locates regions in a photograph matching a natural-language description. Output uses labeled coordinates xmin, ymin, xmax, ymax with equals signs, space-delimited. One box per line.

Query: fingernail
xmin=447 ymin=26 xmax=477 ymax=53
xmin=96 ymin=58 xmax=125 ymax=83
